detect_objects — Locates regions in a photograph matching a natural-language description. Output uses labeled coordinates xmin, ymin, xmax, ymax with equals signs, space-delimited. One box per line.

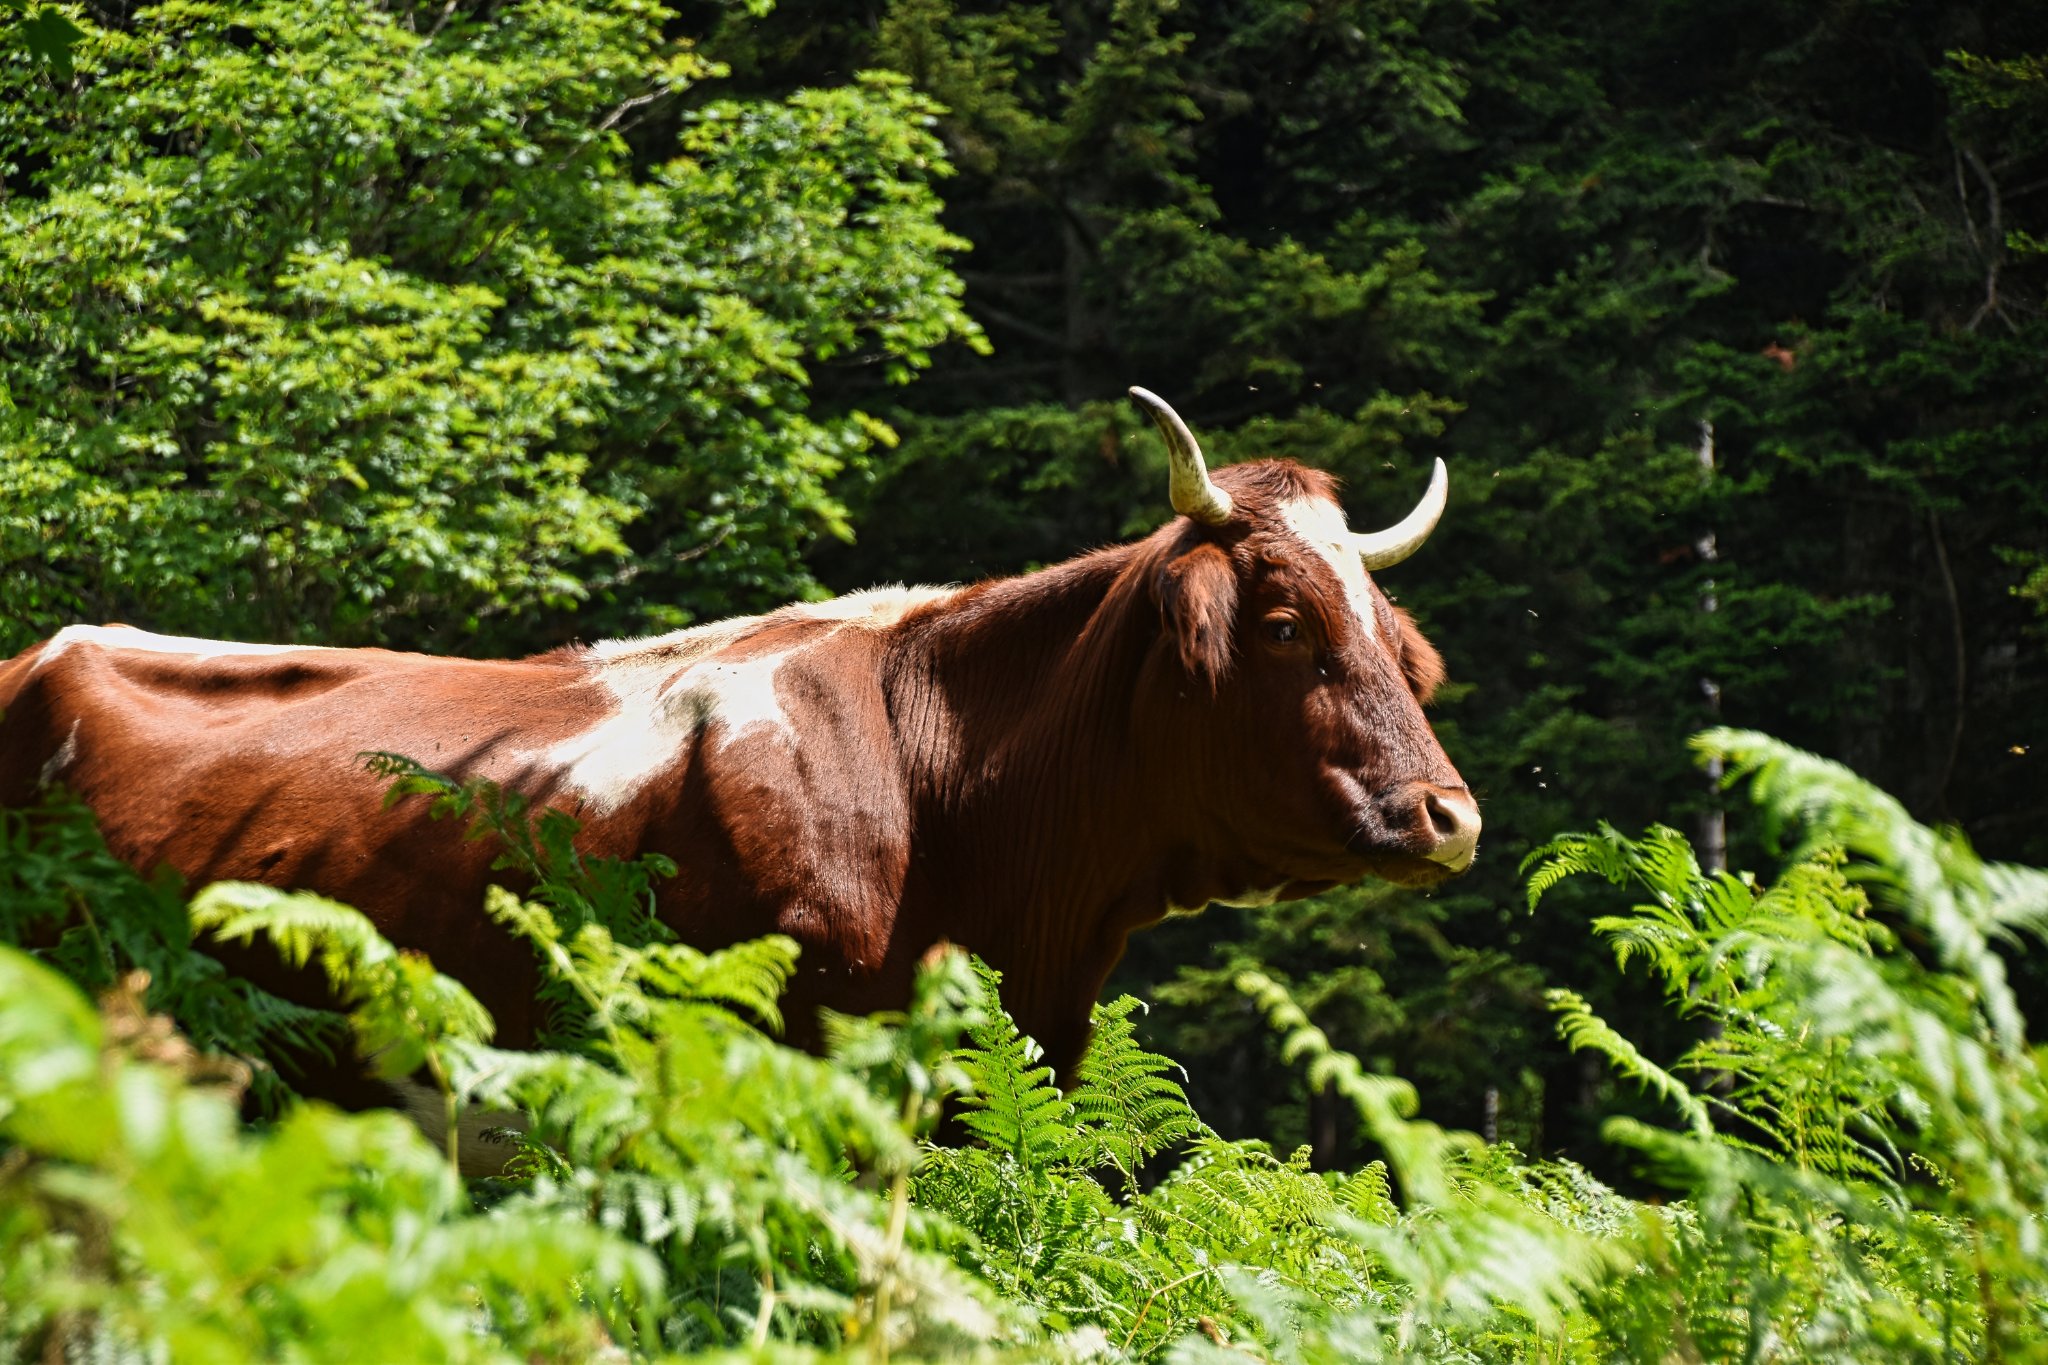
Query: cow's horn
xmin=1130 ymin=387 xmax=1233 ymax=525
xmin=1351 ymin=458 xmax=1449 ymax=570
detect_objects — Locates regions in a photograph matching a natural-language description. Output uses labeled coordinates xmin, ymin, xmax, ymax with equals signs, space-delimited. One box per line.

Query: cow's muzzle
xmin=1359 ymin=781 xmax=1481 ymax=874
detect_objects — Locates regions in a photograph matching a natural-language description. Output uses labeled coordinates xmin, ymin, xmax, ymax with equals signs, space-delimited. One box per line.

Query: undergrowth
xmin=1 ymin=728 xmax=2044 ymax=1361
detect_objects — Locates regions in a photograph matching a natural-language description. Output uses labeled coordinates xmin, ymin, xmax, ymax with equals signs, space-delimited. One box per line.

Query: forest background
xmin=3 ymin=0 xmax=2045 ymax=1174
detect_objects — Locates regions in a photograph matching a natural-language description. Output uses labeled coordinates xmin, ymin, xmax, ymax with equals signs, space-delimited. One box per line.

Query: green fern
xmin=364 ymin=753 xmax=679 ymax=1047
xmin=10 ymin=732 xmax=2048 ymax=1362
xmin=1235 ymin=970 xmax=1627 ymax=1343
xmin=1547 ymin=987 xmax=1713 ymax=1137
xmin=191 ymin=882 xmax=494 ymax=1077
xmin=1699 ymin=726 xmax=2048 ymax=1053
xmin=1066 ymin=994 xmax=1203 ymax=1192
xmin=0 ymin=944 xmax=662 ymax=1361
xmin=950 ymin=960 xmax=1074 ymax=1166
xmin=0 ymin=791 xmax=350 ymax=1109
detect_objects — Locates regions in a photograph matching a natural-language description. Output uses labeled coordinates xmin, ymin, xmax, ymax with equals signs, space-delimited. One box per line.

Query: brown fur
xmin=0 ymin=459 xmax=1476 ymax=1081
xmin=1158 ymin=541 xmax=1240 ymax=688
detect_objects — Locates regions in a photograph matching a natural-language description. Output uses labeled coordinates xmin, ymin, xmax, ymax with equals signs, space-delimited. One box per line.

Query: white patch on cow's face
xmin=1278 ymin=497 xmax=1376 ymax=642
xmin=35 ymin=624 xmax=329 ymax=671
xmin=37 ymin=719 xmax=80 ymax=789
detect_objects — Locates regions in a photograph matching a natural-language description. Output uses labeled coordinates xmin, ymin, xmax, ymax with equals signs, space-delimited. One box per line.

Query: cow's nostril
xmin=1418 ymin=786 xmax=1480 ymax=869
xmin=1426 ymin=793 xmax=1460 ymax=839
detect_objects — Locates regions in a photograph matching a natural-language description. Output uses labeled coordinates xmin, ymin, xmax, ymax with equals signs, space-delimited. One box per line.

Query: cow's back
xmin=0 ymin=627 xmax=625 ymax=1032
xmin=0 ymin=611 xmax=934 ymax=1046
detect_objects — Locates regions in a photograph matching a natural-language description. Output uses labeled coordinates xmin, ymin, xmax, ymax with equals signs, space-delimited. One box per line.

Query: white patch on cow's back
xmin=789 ymin=583 xmax=957 ymax=626
xmin=37 ymin=719 xmax=80 ymax=789
xmin=541 ymin=615 xmax=769 ymax=813
xmin=1279 ymin=498 xmax=1377 ymax=641
xmin=668 ymin=650 xmax=795 ymax=744
xmin=543 ymin=584 xmax=959 ymax=812
xmin=34 ymin=624 xmax=330 ymax=671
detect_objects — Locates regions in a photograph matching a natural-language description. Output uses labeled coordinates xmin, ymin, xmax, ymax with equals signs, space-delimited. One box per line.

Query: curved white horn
xmin=1129 ymin=386 xmax=1233 ymax=526
xmin=1351 ymin=458 xmax=1449 ymax=570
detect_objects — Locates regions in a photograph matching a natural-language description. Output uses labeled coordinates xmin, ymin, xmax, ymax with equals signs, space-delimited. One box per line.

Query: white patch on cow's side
xmin=37 ymin=719 xmax=80 ymax=789
xmin=540 ymin=615 xmax=772 ymax=813
xmin=33 ymin=624 xmax=329 ymax=672
xmin=543 ymin=584 xmax=959 ymax=812
xmin=1279 ymin=498 xmax=1377 ymax=642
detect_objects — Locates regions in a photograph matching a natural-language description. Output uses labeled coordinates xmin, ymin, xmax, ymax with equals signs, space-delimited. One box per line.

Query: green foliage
xmin=1528 ymin=729 xmax=2048 ymax=1357
xmin=0 ymin=788 xmax=1011 ymax=1359
xmin=365 ymin=751 xmax=681 ymax=1046
xmin=920 ymin=957 xmax=1622 ymax=1359
xmin=1128 ymin=877 xmax=1550 ymax=1161
xmin=449 ymin=888 xmax=1012 ymax=1357
xmin=0 ymin=947 xmax=660 ymax=1363
xmin=1 ymin=2 xmax=82 ymax=78
xmin=0 ymin=790 xmax=345 ymax=1110
xmin=0 ymin=0 xmax=981 ymax=654
xmin=5 ymin=732 xmax=2048 ymax=1359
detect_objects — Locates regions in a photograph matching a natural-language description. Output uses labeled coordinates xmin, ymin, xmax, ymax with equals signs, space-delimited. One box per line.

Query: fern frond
xmin=1548 ymin=988 xmax=1712 ymax=1137
xmin=1067 ymin=994 xmax=1203 ymax=1190
xmin=1523 ymin=823 xmax=1636 ymax=908
xmin=635 ymin=934 xmax=800 ymax=1034
xmin=190 ymin=881 xmax=492 ymax=1073
xmin=1697 ymin=727 xmax=2030 ymax=1053
xmin=949 ymin=961 xmax=1073 ymax=1168
xmin=1984 ymin=860 xmax=2048 ymax=947
xmin=189 ymin=882 xmax=397 ymax=983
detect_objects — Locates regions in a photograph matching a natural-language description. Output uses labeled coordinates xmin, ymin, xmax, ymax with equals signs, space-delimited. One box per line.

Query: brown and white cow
xmin=0 ymin=390 xmax=1478 ymax=1077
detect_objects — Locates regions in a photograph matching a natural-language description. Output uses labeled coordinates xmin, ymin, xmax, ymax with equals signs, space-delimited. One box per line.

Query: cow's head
xmin=1131 ymin=388 xmax=1480 ymax=898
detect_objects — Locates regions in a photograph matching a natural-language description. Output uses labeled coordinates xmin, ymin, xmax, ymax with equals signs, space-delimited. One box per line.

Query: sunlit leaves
xmin=1534 ymin=728 xmax=2048 ymax=1356
xmin=0 ymin=948 xmax=660 ymax=1362
xmin=9 ymin=734 xmax=2048 ymax=1358
xmin=0 ymin=0 xmax=981 ymax=654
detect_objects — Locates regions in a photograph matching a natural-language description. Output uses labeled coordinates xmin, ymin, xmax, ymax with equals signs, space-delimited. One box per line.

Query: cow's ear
xmin=1392 ymin=606 xmax=1445 ymax=703
xmin=1158 ymin=543 xmax=1238 ymax=689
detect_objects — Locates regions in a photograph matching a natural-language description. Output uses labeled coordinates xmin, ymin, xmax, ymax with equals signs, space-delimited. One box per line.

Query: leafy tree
xmin=0 ymin=0 xmax=982 ymax=654
xmin=0 ymin=2 xmax=82 ymax=77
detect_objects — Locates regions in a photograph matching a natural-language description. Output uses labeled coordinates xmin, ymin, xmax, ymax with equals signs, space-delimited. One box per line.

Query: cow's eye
xmin=1264 ymin=616 xmax=1300 ymax=645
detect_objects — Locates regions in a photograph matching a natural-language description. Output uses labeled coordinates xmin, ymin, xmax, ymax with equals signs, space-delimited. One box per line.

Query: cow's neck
xmin=891 ymin=541 xmax=1186 ymax=1070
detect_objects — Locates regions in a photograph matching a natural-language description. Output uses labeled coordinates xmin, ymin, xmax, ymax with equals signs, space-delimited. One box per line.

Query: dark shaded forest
xmin=5 ymin=0 xmax=2045 ymax=1172
xmin=711 ymin=0 xmax=2048 ymax=1167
